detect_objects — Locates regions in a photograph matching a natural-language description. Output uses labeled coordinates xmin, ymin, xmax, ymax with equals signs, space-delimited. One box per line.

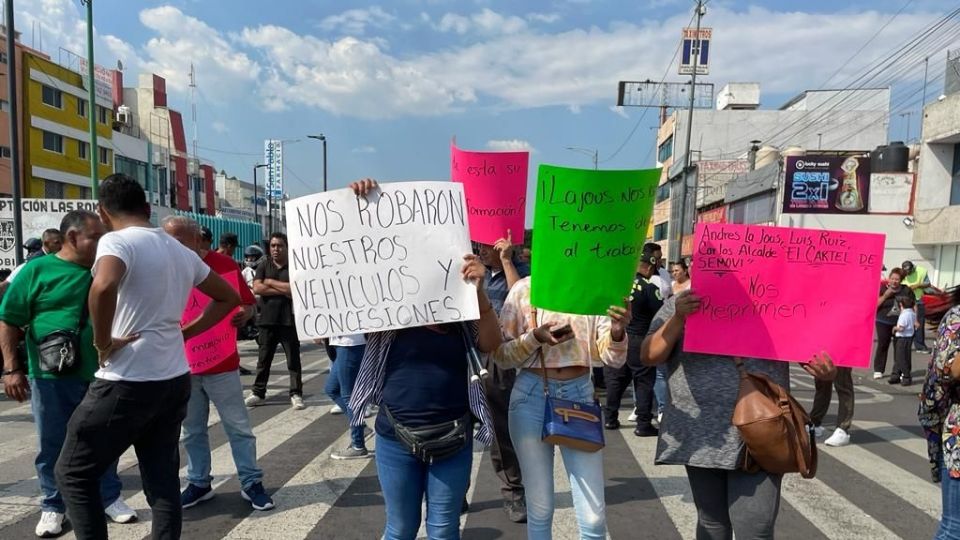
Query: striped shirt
xmin=348 ymin=322 xmax=494 ymax=446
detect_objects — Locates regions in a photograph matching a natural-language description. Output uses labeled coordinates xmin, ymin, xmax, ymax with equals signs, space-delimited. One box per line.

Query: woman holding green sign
xmin=641 ymin=291 xmax=837 ymax=539
xmin=492 ymin=277 xmax=630 ymax=540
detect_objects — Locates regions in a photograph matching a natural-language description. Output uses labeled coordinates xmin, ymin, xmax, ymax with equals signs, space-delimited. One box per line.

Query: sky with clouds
xmin=9 ymin=0 xmax=956 ymax=201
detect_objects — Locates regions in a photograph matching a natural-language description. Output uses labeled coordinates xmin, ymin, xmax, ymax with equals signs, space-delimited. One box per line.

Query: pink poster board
xmin=451 ymin=143 xmax=528 ymax=245
xmin=182 ymin=271 xmax=240 ymax=374
xmin=683 ymin=223 xmax=885 ymax=368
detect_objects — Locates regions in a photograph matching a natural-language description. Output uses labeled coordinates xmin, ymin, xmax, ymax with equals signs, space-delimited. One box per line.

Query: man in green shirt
xmin=0 ymin=210 xmax=137 ymax=538
xmin=901 ymin=260 xmax=932 ymax=354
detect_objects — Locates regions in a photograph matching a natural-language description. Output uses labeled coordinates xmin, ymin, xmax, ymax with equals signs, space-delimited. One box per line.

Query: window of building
xmin=43 ymin=179 xmax=65 ymax=199
xmin=78 ymin=140 xmax=89 ymax=160
xmin=41 ymin=85 xmax=62 ymax=108
xmin=99 ymin=147 xmax=109 ymax=165
xmin=0 ymin=51 xmax=8 ymax=64
xmin=656 ymin=183 xmax=670 ymax=203
xmin=97 ymin=106 xmax=109 ymax=125
xmin=728 ymin=191 xmax=776 ymax=225
xmin=951 ymin=143 xmax=960 ymax=206
xmin=0 ymin=99 xmax=9 ymax=113
xmin=0 ymin=146 xmax=11 ymax=158
xmin=114 ymin=155 xmax=148 ymax=187
xmin=41 ymin=130 xmax=63 ymax=153
xmin=653 ymin=222 xmax=668 ymax=241
xmin=77 ymin=99 xmax=87 ymax=118
xmin=658 ymin=136 xmax=674 ymax=163
xmin=80 ymin=187 xmax=92 ymax=199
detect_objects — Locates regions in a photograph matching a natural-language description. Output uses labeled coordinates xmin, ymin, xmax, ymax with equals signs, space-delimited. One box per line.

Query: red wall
xmin=153 ymin=74 xmax=167 ymax=108
xmin=172 ymin=156 xmax=189 ymax=210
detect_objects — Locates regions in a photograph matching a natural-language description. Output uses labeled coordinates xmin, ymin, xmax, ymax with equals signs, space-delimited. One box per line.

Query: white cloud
xmin=318 ymin=6 xmax=395 ymax=36
xmin=240 ymin=26 xmax=474 ymax=117
xmin=352 ymin=145 xmax=377 ymax=154
xmin=436 ymin=8 xmax=527 ymax=35
xmin=486 ymin=139 xmax=535 ymax=152
xmin=526 ymin=13 xmax=561 ymax=24
xmin=610 ymin=105 xmax=630 ymax=118
xmin=212 ymin=121 xmax=229 ymax=134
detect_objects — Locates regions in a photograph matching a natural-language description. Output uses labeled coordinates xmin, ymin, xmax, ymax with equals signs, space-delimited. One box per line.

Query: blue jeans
xmin=509 ymin=371 xmax=606 ymax=540
xmin=937 ymin=458 xmax=960 ymax=540
xmin=30 ymin=378 xmax=121 ymax=513
xmin=324 ymin=345 xmax=367 ymax=449
xmin=653 ymin=363 xmax=668 ymax=414
xmin=376 ymin=434 xmax=473 ymax=540
xmin=182 ymin=371 xmax=263 ymax=490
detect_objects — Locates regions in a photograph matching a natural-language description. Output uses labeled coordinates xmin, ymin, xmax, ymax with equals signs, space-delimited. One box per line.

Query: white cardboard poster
xmin=0 ymin=199 xmax=99 ymax=270
xmin=868 ymin=173 xmax=914 ymax=214
xmin=285 ymin=181 xmax=480 ymax=339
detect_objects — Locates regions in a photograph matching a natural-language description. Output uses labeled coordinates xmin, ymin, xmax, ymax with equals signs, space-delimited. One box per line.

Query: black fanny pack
xmin=37 ymin=331 xmax=82 ymax=373
xmin=34 ymin=302 xmax=88 ymax=375
xmin=383 ymin=405 xmax=471 ymax=464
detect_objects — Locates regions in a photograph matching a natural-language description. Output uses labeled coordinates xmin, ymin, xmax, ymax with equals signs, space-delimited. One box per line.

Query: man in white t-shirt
xmin=54 ymin=174 xmax=241 ymax=540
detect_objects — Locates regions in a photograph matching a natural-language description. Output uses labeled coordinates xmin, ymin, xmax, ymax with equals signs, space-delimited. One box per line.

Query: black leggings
xmin=685 ymin=466 xmax=783 ymax=540
xmin=872 ymin=322 xmax=895 ymax=374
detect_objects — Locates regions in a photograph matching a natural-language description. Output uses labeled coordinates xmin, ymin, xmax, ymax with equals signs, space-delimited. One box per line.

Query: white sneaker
xmin=657 ymin=412 xmax=663 ymax=425
xmin=364 ymin=404 xmax=375 ymax=419
xmin=825 ymin=428 xmax=851 ymax=447
xmin=873 ymin=372 xmax=883 ymax=380
xmin=35 ymin=511 xmax=65 ymax=537
xmin=813 ymin=425 xmax=825 ymax=438
xmin=245 ymin=394 xmax=265 ymax=407
xmin=330 ymin=403 xmax=344 ymax=415
xmin=627 ymin=410 xmax=638 ymax=422
xmin=105 ymin=498 xmax=138 ymax=524
xmin=291 ymin=395 xmax=305 ymax=410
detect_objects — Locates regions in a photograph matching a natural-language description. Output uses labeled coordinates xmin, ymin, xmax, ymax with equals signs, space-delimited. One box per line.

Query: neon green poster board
xmin=530 ymin=164 xmax=661 ymax=315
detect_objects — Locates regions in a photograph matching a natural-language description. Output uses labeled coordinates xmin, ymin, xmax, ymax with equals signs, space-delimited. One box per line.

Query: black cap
xmin=23 ymin=238 xmax=42 ymax=251
xmin=901 ymin=260 xmax=914 ymax=271
xmin=200 ymin=227 xmax=213 ymax=242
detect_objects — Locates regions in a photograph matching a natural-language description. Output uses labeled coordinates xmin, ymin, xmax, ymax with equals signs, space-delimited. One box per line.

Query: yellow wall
xmin=22 ymin=52 xmax=112 ymax=198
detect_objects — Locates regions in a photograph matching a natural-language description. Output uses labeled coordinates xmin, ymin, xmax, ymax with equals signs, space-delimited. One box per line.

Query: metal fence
xmin=173 ymin=209 xmax=264 ymax=262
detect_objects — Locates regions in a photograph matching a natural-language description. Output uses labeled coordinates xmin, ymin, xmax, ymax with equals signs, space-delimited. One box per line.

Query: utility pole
xmin=307 ymin=134 xmax=327 ymax=191
xmin=564 ymin=146 xmax=598 ymax=170
xmin=5 ymin=0 xmax=23 ymax=264
xmin=253 ymin=163 xmax=267 ymax=235
xmin=675 ymin=0 xmax=705 ymax=255
xmin=81 ymin=0 xmax=98 ymax=198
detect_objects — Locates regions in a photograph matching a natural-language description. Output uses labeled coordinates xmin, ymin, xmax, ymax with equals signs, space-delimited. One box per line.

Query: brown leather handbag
xmin=731 ymin=358 xmax=817 ymax=478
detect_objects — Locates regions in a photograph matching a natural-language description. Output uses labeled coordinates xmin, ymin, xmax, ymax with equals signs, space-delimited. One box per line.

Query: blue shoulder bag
xmin=532 ymin=308 xmax=605 ymax=453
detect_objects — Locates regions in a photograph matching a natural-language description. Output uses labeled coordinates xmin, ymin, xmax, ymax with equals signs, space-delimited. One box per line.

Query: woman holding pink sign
xmin=641 ymin=291 xmax=837 ymax=539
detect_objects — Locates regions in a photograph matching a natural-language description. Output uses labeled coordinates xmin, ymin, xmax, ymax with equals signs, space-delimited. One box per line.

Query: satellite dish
xmin=117 ymin=59 xmax=124 ymax=71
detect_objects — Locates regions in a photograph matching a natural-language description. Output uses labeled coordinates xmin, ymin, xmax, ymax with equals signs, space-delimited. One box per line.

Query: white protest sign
xmin=0 ymin=199 xmax=99 ymax=270
xmin=285 ymin=181 xmax=480 ymax=339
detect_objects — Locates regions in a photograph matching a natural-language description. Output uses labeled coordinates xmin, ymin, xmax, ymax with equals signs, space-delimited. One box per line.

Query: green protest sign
xmin=530 ymin=164 xmax=661 ymax=315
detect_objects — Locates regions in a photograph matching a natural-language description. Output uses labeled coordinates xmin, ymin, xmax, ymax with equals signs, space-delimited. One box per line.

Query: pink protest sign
xmin=451 ymin=143 xmax=528 ymax=245
xmin=182 ymin=271 xmax=240 ymax=374
xmin=683 ymin=223 xmax=885 ymax=368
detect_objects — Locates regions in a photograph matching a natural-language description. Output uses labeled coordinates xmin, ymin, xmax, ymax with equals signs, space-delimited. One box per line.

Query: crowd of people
xmin=0 ymin=173 xmax=956 ymax=540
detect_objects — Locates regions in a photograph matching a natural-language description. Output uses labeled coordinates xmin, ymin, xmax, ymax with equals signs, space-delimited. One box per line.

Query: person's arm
xmin=0 ymin=322 xmax=27 ymax=402
xmin=263 ymin=278 xmax=292 ymax=297
xmin=89 ymin=256 xmax=141 ymax=364
xmin=251 ymin=262 xmax=280 ymax=296
xmin=877 ymin=288 xmax=894 ymax=309
xmin=641 ymin=292 xmax=700 ymax=366
xmin=596 ymin=300 xmax=630 ymax=368
xmin=231 ymin=267 xmax=257 ymax=326
xmin=494 ymin=231 xmax=522 ymax=289
xmin=461 ymin=254 xmax=502 ymax=353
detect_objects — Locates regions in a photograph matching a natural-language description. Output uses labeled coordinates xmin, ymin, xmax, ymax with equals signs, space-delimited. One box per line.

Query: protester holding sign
xmin=345 ymin=179 xmax=504 ymax=540
xmin=641 ymin=292 xmax=837 ymax=538
xmin=161 ymin=217 xmax=274 ymax=512
xmin=492 ymin=277 xmax=630 ymax=540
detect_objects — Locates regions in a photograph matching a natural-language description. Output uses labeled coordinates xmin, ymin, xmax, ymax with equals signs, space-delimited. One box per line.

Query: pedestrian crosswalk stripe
xmin=853 ymin=420 xmax=928 ymax=460
xmin=618 ymin=431 xmax=697 ymax=538
xmin=781 ymin=474 xmax=901 ymax=540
